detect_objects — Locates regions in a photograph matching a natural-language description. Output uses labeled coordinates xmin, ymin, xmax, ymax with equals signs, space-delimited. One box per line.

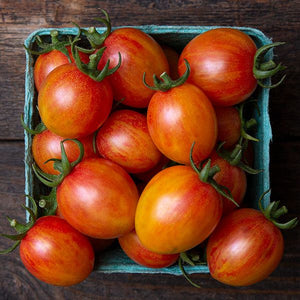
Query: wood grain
xmin=0 ymin=0 xmax=299 ymax=299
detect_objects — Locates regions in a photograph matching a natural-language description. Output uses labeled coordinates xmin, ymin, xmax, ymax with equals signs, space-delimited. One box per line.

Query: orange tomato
xmin=135 ymin=165 xmax=222 ymax=254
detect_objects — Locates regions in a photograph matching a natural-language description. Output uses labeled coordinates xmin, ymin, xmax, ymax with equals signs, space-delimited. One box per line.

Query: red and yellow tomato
xmin=135 ymin=165 xmax=222 ymax=254
xmin=147 ymin=82 xmax=217 ymax=165
xmin=206 ymin=208 xmax=284 ymax=286
xmin=98 ymin=27 xmax=169 ymax=108
xmin=96 ymin=109 xmax=162 ymax=173
xmin=20 ymin=216 xmax=94 ymax=286
xmin=178 ymin=28 xmax=257 ymax=106
xmin=38 ymin=63 xmax=113 ymax=138
xmin=57 ymin=158 xmax=139 ymax=239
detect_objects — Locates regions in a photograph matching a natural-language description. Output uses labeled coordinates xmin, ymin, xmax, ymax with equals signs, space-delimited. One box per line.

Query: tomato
xmin=38 ymin=63 xmax=113 ymax=138
xmin=206 ymin=208 xmax=284 ymax=286
xmin=135 ymin=165 xmax=222 ymax=254
xmin=98 ymin=28 xmax=169 ymax=108
xmin=161 ymin=44 xmax=179 ymax=79
xmin=34 ymin=46 xmax=90 ymax=92
xmin=210 ymin=151 xmax=247 ymax=215
xmin=57 ymin=157 xmax=139 ymax=239
xmin=214 ymin=106 xmax=241 ymax=148
xmin=32 ymin=129 xmax=96 ymax=175
xmin=19 ymin=216 xmax=94 ymax=286
xmin=119 ymin=230 xmax=179 ymax=268
xmin=147 ymin=82 xmax=217 ymax=165
xmin=96 ymin=109 xmax=162 ymax=173
xmin=178 ymin=28 xmax=257 ymax=106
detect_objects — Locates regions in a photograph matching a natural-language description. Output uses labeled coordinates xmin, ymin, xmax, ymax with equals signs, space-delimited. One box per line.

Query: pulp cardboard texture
xmin=24 ymin=26 xmax=272 ymax=274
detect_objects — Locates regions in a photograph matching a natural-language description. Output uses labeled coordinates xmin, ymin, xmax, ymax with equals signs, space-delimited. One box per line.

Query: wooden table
xmin=0 ymin=1 xmax=299 ymax=299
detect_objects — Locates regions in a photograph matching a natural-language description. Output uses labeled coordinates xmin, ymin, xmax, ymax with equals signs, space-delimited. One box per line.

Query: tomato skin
xmin=38 ymin=63 xmax=113 ymax=138
xmin=206 ymin=208 xmax=284 ymax=286
xmin=34 ymin=46 xmax=90 ymax=92
xmin=98 ymin=28 xmax=169 ymax=108
xmin=119 ymin=230 xmax=179 ymax=268
xmin=32 ymin=129 xmax=96 ymax=175
xmin=147 ymin=82 xmax=217 ymax=165
xmin=96 ymin=109 xmax=162 ymax=173
xmin=19 ymin=216 xmax=94 ymax=286
xmin=210 ymin=151 xmax=247 ymax=215
xmin=57 ymin=158 xmax=139 ymax=239
xmin=135 ymin=165 xmax=222 ymax=254
xmin=178 ymin=28 xmax=257 ymax=106
xmin=214 ymin=106 xmax=241 ymax=148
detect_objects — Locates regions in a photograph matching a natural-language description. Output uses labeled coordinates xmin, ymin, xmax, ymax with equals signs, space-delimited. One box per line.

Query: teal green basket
xmin=24 ymin=25 xmax=272 ymax=274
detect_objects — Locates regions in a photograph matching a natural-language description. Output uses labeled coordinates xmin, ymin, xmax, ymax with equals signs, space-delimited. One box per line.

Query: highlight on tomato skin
xmin=32 ymin=130 xmax=97 ymax=175
xmin=206 ymin=208 xmax=284 ymax=286
xmin=19 ymin=216 xmax=95 ymax=287
xmin=119 ymin=230 xmax=179 ymax=268
xmin=96 ymin=109 xmax=163 ymax=174
xmin=97 ymin=27 xmax=170 ymax=108
xmin=178 ymin=28 xmax=258 ymax=107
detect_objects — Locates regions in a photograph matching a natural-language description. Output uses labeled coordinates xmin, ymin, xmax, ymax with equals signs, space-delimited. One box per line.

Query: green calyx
xmin=71 ymin=37 xmax=121 ymax=82
xmin=238 ymin=100 xmax=259 ymax=143
xmin=33 ymin=139 xmax=84 ymax=188
xmin=0 ymin=195 xmax=38 ymax=254
xmin=217 ymin=100 xmax=262 ymax=174
xmin=21 ymin=114 xmax=46 ymax=135
xmin=189 ymin=142 xmax=239 ymax=207
xmin=72 ymin=9 xmax=111 ymax=51
xmin=143 ymin=59 xmax=190 ymax=92
xmin=38 ymin=188 xmax=57 ymax=216
xmin=258 ymin=190 xmax=298 ymax=230
xmin=217 ymin=141 xmax=262 ymax=175
xmin=178 ymin=250 xmax=206 ymax=288
xmin=24 ymin=30 xmax=72 ymax=62
xmin=253 ymin=42 xmax=287 ymax=88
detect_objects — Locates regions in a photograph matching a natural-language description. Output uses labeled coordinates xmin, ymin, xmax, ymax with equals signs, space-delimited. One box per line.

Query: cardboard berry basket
xmin=24 ymin=25 xmax=272 ymax=274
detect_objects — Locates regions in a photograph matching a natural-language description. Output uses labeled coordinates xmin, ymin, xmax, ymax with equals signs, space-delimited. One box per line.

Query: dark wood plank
xmin=0 ymin=141 xmax=299 ymax=299
xmin=0 ymin=0 xmax=299 ymax=139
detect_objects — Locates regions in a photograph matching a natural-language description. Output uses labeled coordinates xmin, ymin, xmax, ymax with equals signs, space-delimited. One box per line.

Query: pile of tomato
xmin=1 ymin=10 xmax=297 ymax=288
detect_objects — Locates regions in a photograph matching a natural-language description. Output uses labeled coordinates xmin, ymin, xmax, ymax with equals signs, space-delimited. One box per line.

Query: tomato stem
xmin=21 ymin=114 xmax=46 ymax=135
xmin=258 ymin=189 xmax=298 ymax=230
xmin=72 ymin=9 xmax=111 ymax=51
xmin=24 ymin=30 xmax=72 ymax=62
xmin=253 ymin=42 xmax=286 ymax=89
xmin=32 ymin=139 xmax=84 ymax=188
xmin=189 ymin=142 xmax=237 ymax=206
xmin=0 ymin=196 xmax=38 ymax=254
xmin=71 ymin=37 xmax=121 ymax=81
xmin=143 ymin=59 xmax=190 ymax=92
